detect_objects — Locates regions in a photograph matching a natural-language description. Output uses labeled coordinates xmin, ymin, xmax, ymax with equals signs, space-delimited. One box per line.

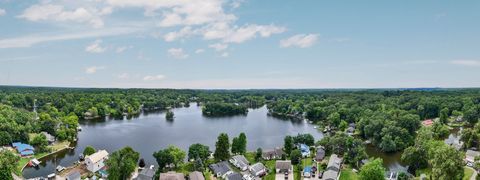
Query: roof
xmin=422 ymin=119 xmax=434 ymax=126
xmin=316 ymin=148 xmax=325 ymax=160
xmin=41 ymin=132 xmax=55 ymax=142
xmin=66 ymin=171 xmax=81 ymax=180
xmin=249 ymin=162 xmax=266 ymax=174
xmin=262 ymin=147 xmax=284 ymax=158
xmin=232 ymin=155 xmax=249 ymax=165
xmin=136 ymin=168 xmax=156 ymax=180
xmin=226 ymin=173 xmax=243 ymax=180
xmin=323 ymin=154 xmax=342 ymax=180
xmin=275 ymin=160 xmax=292 ymax=170
xmin=466 ymin=150 xmax=480 ymax=161
xmin=189 ymin=171 xmax=205 ymax=180
xmin=86 ymin=150 xmax=109 ymax=163
xmin=12 ymin=142 xmax=35 ymax=155
xmin=209 ymin=161 xmax=231 ymax=175
xmin=160 ymin=171 xmax=185 ymax=180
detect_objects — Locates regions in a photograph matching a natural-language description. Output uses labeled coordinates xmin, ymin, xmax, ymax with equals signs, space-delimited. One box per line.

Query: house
xmin=41 ymin=131 xmax=55 ymax=144
xmin=66 ymin=171 xmax=81 ymax=180
xmin=315 ymin=147 xmax=325 ymax=162
xmin=209 ymin=161 xmax=233 ymax=178
xmin=189 ymin=171 xmax=205 ymax=180
xmin=249 ymin=162 xmax=267 ymax=177
xmin=422 ymin=119 xmax=434 ymax=127
xmin=299 ymin=144 xmax=310 ymax=157
xmin=135 ymin=166 xmax=156 ymax=180
xmin=303 ymin=166 xmax=312 ymax=178
xmin=159 ymin=171 xmax=185 ymax=180
xmin=444 ymin=135 xmax=463 ymax=150
xmin=346 ymin=127 xmax=355 ymax=135
xmin=322 ymin=154 xmax=342 ymax=180
xmin=230 ymin=155 xmax=249 ymax=171
xmin=85 ymin=150 xmax=109 ymax=173
xmin=262 ymin=147 xmax=285 ymax=160
xmin=275 ymin=160 xmax=292 ymax=173
xmin=275 ymin=160 xmax=293 ymax=180
xmin=243 ymin=174 xmax=255 ymax=180
xmin=465 ymin=150 xmax=480 ymax=163
xmin=226 ymin=172 xmax=243 ymax=180
xmin=12 ymin=142 xmax=35 ymax=156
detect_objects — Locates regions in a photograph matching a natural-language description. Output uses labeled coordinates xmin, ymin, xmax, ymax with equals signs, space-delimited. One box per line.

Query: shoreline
xmin=18 ymin=141 xmax=72 ymax=177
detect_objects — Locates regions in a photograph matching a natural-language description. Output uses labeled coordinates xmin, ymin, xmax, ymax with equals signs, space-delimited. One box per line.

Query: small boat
xmin=30 ymin=158 xmax=41 ymax=167
xmin=313 ymin=126 xmax=318 ymax=129
xmin=77 ymin=126 xmax=82 ymax=131
xmin=47 ymin=173 xmax=55 ymax=179
xmin=56 ymin=165 xmax=65 ymax=172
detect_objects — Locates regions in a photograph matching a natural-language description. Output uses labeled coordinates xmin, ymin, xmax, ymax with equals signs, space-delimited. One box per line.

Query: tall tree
xmin=430 ymin=144 xmax=464 ymax=180
xmin=188 ymin=143 xmax=210 ymax=161
xmin=290 ymin=149 xmax=302 ymax=165
xmin=284 ymin=136 xmax=294 ymax=156
xmin=238 ymin=132 xmax=247 ymax=154
xmin=439 ymin=107 xmax=449 ymax=124
xmin=214 ymin=133 xmax=230 ymax=161
xmin=255 ymin=148 xmax=263 ymax=162
xmin=106 ymin=146 xmax=140 ymax=180
xmin=153 ymin=145 xmax=186 ymax=171
xmin=359 ymin=158 xmax=385 ymax=180
xmin=0 ymin=150 xmax=19 ymax=180
xmin=83 ymin=146 xmax=96 ymax=156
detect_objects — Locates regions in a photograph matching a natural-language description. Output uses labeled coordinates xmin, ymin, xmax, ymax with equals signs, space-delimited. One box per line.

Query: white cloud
xmin=223 ymin=24 xmax=286 ymax=43
xmin=209 ymin=43 xmax=228 ymax=51
xmin=117 ymin=73 xmax=129 ymax=79
xmin=280 ymin=34 xmax=318 ymax=48
xmin=85 ymin=39 xmax=106 ymax=53
xmin=221 ymin=52 xmax=229 ymax=57
xmin=18 ymin=4 xmax=110 ymax=28
xmin=195 ymin=49 xmax=205 ymax=54
xmin=163 ymin=26 xmax=194 ymax=42
xmin=85 ymin=66 xmax=105 ymax=74
xmin=167 ymin=48 xmax=189 ymax=59
xmin=143 ymin=74 xmax=166 ymax=81
xmin=115 ymin=45 xmax=133 ymax=53
xmin=450 ymin=60 xmax=480 ymax=67
xmin=0 ymin=27 xmax=139 ymax=49
xmin=0 ymin=9 xmax=6 ymax=16
xmin=230 ymin=0 xmax=245 ymax=9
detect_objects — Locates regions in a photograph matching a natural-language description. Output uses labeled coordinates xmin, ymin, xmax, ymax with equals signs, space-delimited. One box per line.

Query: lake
xmin=23 ymin=104 xmax=323 ymax=178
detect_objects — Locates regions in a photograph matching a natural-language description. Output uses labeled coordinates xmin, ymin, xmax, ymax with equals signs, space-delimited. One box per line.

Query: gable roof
xmin=323 ymin=154 xmax=342 ymax=180
xmin=209 ymin=161 xmax=232 ymax=175
xmin=135 ymin=168 xmax=156 ymax=180
xmin=232 ymin=155 xmax=249 ymax=164
xmin=189 ymin=171 xmax=205 ymax=180
xmin=249 ymin=162 xmax=266 ymax=174
xmin=226 ymin=173 xmax=243 ymax=180
xmin=160 ymin=171 xmax=185 ymax=180
xmin=86 ymin=150 xmax=109 ymax=163
xmin=275 ymin=160 xmax=292 ymax=170
xmin=66 ymin=171 xmax=81 ymax=180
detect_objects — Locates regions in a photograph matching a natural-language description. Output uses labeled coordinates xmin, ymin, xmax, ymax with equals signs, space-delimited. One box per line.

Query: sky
xmin=0 ymin=0 xmax=479 ymax=89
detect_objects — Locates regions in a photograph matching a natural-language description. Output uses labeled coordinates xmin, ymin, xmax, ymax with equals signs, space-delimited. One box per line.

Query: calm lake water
xmin=23 ymin=104 xmax=323 ymax=178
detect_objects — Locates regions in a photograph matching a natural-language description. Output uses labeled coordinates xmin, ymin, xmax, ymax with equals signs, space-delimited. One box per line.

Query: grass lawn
xmin=463 ymin=167 xmax=474 ymax=180
xmin=264 ymin=160 xmax=276 ymax=180
xmin=245 ymin=152 xmax=256 ymax=163
xmin=203 ymin=170 xmax=212 ymax=180
xmin=339 ymin=168 xmax=358 ymax=180
xmin=14 ymin=141 xmax=70 ymax=175
xmin=301 ymin=157 xmax=313 ymax=167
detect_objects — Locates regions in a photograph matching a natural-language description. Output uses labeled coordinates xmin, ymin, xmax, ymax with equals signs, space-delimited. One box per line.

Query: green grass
xmin=245 ymin=152 xmax=256 ymax=163
xmin=301 ymin=157 xmax=313 ymax=167
xmin=264 ymin=160 xmax=276 ymax=180
xmin=415 ymin=168 xmax=432 ymax=180
xmin=463 ymin=167 xmax=474 ymax=180
xmin=203 ymin=170 xmax=212 ymax=180
xmin=339 ymin=168 xmax=358 ymax=180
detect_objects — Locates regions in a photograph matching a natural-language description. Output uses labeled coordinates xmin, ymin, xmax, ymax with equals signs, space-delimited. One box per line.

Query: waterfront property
xmin=209 ymin=161 xmax=233 ymax=178
xmin=465 ymin=150 xmax=480 ymax=163
xmin=275 ymin=160 xmax=293 ymax=180
xmin=249 ymin=162 xmax=267 ymax=177
xmin=322 ymin=154 xmax=342 ymax=180
xmin=41 ymin=131 xmax=56 ymax=144
xmin=135 ymin=166 xmax=156 ymax=180
xmin=299 ymin=144 xmax=311 ymax=157
xmin=230 ymin=155 xmax=249 ymax=171
xmin=315 ymin=146 xmax=325 ymax=162
xmin=85 ymin=150 xmax=109 ymax=173
xmin=189 ymin=171 xmax=205 ymax=180
xmin=12 ymin=142 xmax=35 ymax=157
xmin=66 ymin=171 xmax=81 ymax=180
xmin=262 ymin=147 xmax=285 ymax=160
xmin=226 ymin=172 xmax=243 ymax=180
xmin=160 ymin=171 xmax=185 ymax=180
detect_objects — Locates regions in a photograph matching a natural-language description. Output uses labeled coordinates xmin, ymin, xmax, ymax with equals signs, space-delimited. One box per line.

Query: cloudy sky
xmin=0 ymin=0 xmax=479 ymax=89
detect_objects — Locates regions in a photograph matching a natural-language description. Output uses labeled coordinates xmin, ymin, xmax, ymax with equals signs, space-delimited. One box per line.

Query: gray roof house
xmin=41 ymin=131 xmax=55 ymax=144
xmin=465 ymin=150 xmax=480 ymax=163
xmin=135 ymin=167 xmax=156 ymax=180
xmin=275 ymin=160 xmax=292 ymax=173
xmin=229 ymin=155 xmax=249 ymax=171
xmin=322 ymin=154 xmax=342 ymax=180
xmin=66 ymin=171 xmax=81 ymax=180
xmin=209 ymin=161 xmax=233 ymax=178
xmin=189 ymin=171 xmax=205 ymax=180
xmin=226 ymin=172 xmax=243 ymax=180
xmin=262 ymin=147 xmax=285 ymax=160
xmin=249 ymin=162 xmax=267 ymax=177
xmin=160 ymin=171 xmax=185 ymax=180
xmin=315 ymin=147 xmax=325 ymax=162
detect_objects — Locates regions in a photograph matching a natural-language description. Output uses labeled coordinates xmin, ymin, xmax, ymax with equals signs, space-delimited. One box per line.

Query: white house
xmin=249 ymin=162 xmax=267 ymax=177
xmin=229 ymin=155 xmax=249 ymax=171
xmin=86 ymin=150 xmax=109 ymax=173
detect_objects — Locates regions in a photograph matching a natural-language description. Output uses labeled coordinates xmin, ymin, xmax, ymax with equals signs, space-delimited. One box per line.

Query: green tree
xmin=439 ymin=107 xmax=449 ymax=124
xmin=0 ymin=150 xmax=19 ymax=180
xmin=327 ymin=112 xmax=341 ymax=127
xmin=30 ymin=134 xmax=49 ymax=153
xmin=284 ymin=136 xmax=294 ymax=156
xmin=106 ymin=146 xmax=140 ymax=180
xmin=188 ymin=143 xmax=210 ymax=161
xmin=359 ymin=158 xmax=385 ymax=180
xmin=214 ymin=133 xmax=230 ymax=161
xmin=166 ymin=111 xmax=174 ymax=120
xmin=238 ymin=133 xmax=247 ymax=154
xmin=255 ymin=148 xmax=263 ymax=162
xmin=0 ymin=132 xmax=12 ymax=146
xmin=231 ymin=137 xmax=240 ymax=155
xmin=339 ymin=120 xmax=348 ymax=131
xmin=83 ymin=146 xmax=96 ymax=156
xmin=290 ymin=149 xmax=302 ymax=165
xmin=430 ymin=144 xmax=464 ymax=180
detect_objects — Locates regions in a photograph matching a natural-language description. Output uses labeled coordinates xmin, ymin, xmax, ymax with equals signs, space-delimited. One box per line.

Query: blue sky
xmin=0 ymin=0 xmax=479 ymax=89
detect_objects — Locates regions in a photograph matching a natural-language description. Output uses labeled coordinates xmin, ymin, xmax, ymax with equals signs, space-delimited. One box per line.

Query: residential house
xmin=66 ymin=171 xmax=81 ymax=180
xmin=315 ymin=147 xmax=325 ymax=162
xmin=230 ymin=155 xmax=249 ymax=171
xmin=135 ymin=166 xmax=156 ymax=180
xmin=159 ymin=171 xmax=185 ymax=180
xmin=226 ymin=172 xmax=243 ymax=180
xmin=41 ymin=131 xmax=55 ymax=144
xmin=444 ymin=135 xmax=463 ymax=150
xmin=249 ymin=162 xmax=267 ymax=177
xmin=209 ymin=161 xmax=233 ymax=178
xmin=299 ymin=144 xmax=310 ymax=157
xmin=12 ymin=142 xmax=35 ymax=156
xmin=465 ymin=150 xmax=480 ymax=163
xmin=262 ymin=147 xmax=285 ymax=160
xmin=189 ymin=171 xmax=205 ymax=180
xmin=85 ymin=150 xmax=109 ymax=173
xmin=275 ymin=160 xmax=293 ymax=180
xmin=322 ymin=154 xmax=342 ymax=180
xmin=422 ymin=119 xmax=434 ymax=127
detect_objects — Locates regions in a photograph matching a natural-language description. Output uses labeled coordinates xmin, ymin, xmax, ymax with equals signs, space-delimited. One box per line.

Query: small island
xmin=202 ymin=102 xmax=248 ymax=116
xmin=165 ymin=111 xmax=175 ymax=120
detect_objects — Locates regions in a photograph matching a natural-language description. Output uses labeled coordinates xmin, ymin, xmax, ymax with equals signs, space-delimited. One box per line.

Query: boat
xmin=313 ymin=126 xmax=318 ymax=129
xmin=30 ymin=158 xmax=41 ymax=167
xmin=47 ymin=173 xmax=55 ymax=179
xmin=77 ymin=126 xmax=82 ymax=131
xmin=56 ymin=165 xmax=65 ymax=172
